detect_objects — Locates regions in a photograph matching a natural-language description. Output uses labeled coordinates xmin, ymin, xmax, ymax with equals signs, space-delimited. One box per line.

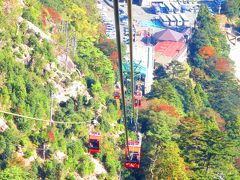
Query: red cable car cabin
xmin=124 ymin=141 xmax=141 ymax=169
xmin=88 ymin=132 xmax=101 ymax=153
xmin=114 ymin=86 xmax=121 ymax=99
xmin=134 ymin=90 xmax=142 ymax=107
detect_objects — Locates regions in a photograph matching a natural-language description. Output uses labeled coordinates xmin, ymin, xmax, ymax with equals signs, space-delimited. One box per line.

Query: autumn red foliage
xmin=98 ymin=24 xmax=106 ymax=34
xmin=110 ymin=51 xmax=119 ymax=71
xmin=9 ymin=155 xmax=25 ymax=167
xmin=199 ymin=46 xmax=215 ymax=59
xmin=99 ymin=38 xmax=116 ymax=49
xmin=48 ymin=130 xmax=55 ymax=142
xmin=112 ymin=63 xmax=118 ymax=71
xmin=110 ymin=51 xmax=118 ymax=62
xmin=153 ymin=103 xmax=180 ymax=118
xmin=179 ymin=117 xmax=195 ymax=124
xmin=41 ymin=10 xmax=48 ymax=27
xmin=98 ymin=38 xmax=118 ymax=70
xmin=214 ymin=111 xmax=226 ymax=131
xmin=200 ymin=109 xmax=226 ymax=131
xmin=17 ymin=106 xmax=23 ymax=115
xmin=236 ymin=158 xmax=240 ymax=169
xmin=46 ymin=7 xmax=62 ymax=23
xmin=41 ymin=6 xmax=62 ymax=27
xmin=215 ymin=58 xmax=231 ymax=72
xmin=85 ymin=4 xmax=93 ymax=14
xmin=3 ymin=0 xmax=10 ymax=14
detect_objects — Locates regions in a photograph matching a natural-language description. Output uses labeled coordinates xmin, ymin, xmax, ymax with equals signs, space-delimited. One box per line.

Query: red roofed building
xmin=154 ymin=41 xmax=187 ymax=65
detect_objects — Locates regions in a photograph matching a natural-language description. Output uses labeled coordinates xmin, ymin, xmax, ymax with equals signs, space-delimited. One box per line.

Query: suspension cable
xmin=0 ymin=110 xmax=91 ymax=125
xmin=135 ymin=108 xmax=138 ymax=132
xmin=113 ymin=0 xmax=129 ymax=153
xmin=127 ymin=0 xmax=135 ymax=124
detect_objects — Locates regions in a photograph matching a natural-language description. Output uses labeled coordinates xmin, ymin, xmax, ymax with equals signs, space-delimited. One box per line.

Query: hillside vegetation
xmin=0 ymin=0 xmax=120 ymax=179
xmin=0 ymin=1 xmax=240 ymax=179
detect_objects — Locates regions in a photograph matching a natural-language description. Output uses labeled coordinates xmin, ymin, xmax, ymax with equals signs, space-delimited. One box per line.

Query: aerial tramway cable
xmin=113 ymin=0 xmax=129 ymax=153
xmin=113 ymin=0 xmax=142 ymax=169
xmin=126 ymin=0 xmax=135 ymax=123
xmin=0 ymin=110 xmax=91 ymax=125
xmin=126 ymin=1 xmax=142 ymax=169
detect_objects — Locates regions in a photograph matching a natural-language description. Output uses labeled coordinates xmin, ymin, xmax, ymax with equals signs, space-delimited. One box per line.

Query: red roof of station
xmin=154 ymin=41 xmax=185 ymax=58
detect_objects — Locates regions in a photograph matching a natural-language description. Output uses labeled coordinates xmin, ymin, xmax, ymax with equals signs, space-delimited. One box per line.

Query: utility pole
xmin=72 ymin=36 xmax=77 ymax=56
xmin=43 ymin=142 xmax=46 ymax=161
xmin=65 ymin=21 xmax=69 ymax=71
xmin=218 ymin=4 xmax=221 ymax=15
xmin=50 ymin=91 xmax=54 ymax=126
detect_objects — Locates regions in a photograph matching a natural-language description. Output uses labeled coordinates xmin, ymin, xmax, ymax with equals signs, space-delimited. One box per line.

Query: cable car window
xmin=127 ymin=152 xmax=139 ymax=163
xmin=89 ymin=139 xmax=99 ymax=149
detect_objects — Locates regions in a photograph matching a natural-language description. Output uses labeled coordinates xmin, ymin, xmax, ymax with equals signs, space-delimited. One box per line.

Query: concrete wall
xmin=144 ymin=46 xmax=154 ymax=93
xmin=133 ymin=45 xmax=154 ymax=94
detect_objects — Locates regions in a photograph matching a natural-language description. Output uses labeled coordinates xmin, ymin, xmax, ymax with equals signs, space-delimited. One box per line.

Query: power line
xmin=0 ymin=110 xmax=91 ymax=125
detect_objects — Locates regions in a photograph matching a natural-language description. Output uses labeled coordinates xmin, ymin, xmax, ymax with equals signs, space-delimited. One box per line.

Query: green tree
xmin=150 ymin=79 xmax=184 ymax=111
xmin=178 ymin=116 xmax=239 ymax=177
xmin=165 ymin=60 xmax=188 ymax=80
xmin=139 ymin=111 xmax=188 ymax=179
xmin=0 ymin=166 xmax=30 ymax=180
xmin=223 ymin=0 xmax=240 ymax=18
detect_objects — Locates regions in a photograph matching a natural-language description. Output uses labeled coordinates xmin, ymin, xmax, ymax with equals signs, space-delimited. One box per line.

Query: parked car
xmin=119 ymin=8 xmax=125 ymax=15
xmin=124 ymin=27 xmax=136 ymax=34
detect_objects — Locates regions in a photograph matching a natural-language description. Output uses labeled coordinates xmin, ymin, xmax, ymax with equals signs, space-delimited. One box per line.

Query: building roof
xmin=122 ymin=62 xmax=147 ymax=75
xmin=174 ymin=14 xmax=183 ymax=21
xmin=166 ymin=14 xmax=176 ymax=22
xmin=180 ymin=13 xmax=189 ymax=21
xmin=154 ymin=41 xmax=185 ymax=58
xmin=160 ymin=14 xmax=169 ymax=22
xmin=153 ymin=29 xmax=184 ymax=42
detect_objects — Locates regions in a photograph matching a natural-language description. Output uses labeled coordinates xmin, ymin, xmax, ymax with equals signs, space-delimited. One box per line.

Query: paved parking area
xmin=98 ymin=0 xmax=220 ymax=55
xmin=100 ymin=1 xmax=200 ymax=33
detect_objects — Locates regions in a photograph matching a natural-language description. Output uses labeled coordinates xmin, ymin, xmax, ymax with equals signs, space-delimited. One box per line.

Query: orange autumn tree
xmin=110 ymin=51 xmax=118 ymax=62
xmin=141 ymin=98 xmax=180 ymax=118
xmin=98 ymin=37 xmax=116 ymax=56
xmin=46 ymin=7 xmax=61 ymax=23
xmin=116 ymin=99 xmax=122 ymax=118
xmin=198 ymin=46 xmax=215 ymax=59
xmin=41 ymin=9 xmax=48 ymax=27
xmin=98 ymin=24 xmax=106 ymax=34
xmin=236 ymin=158 xmax=240 ymax=169
xmin=200 ymin=109 xmax=226 ymax=131
xmin=3 ymin=0 xmax=10 ymax=14
xmin=110 ymin=51 xmax=118 ymax=71
xmin=112 ymin=63 xmax=118 ymax=71
xmin=215 ymin=58 xmax=231 ymax=72
xmin=98 ymin=38 xmax=118 ymax=70
xmin=153 ymin=103 xmax=180 ymax=118
xmin=41 ymin=6 xmax=62 ymax=27
xmin=17 ymin=106 xmax=23 ymax=114
xmin=48 ymin=130 xmax=55 ymax=142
